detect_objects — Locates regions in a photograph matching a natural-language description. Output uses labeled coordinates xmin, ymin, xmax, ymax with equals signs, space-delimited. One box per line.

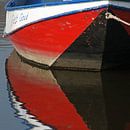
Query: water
xmin=1 ymin=49 xmax=130 ymax=130
xmin=1 ymin=1 xmax=130 ymax=130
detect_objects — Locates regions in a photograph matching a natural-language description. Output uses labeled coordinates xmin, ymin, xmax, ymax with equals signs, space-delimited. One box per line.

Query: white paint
xmin=14 ymin=45 xmax=61 ymax=66
xmin=5 ymin=1 xmax=109 ymax=34
xmin=5 ymin=1 xmax=130 ymax=34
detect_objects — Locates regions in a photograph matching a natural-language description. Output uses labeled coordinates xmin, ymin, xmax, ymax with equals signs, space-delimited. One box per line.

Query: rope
xmin=105 ymin=12 xmax=130 ymax=26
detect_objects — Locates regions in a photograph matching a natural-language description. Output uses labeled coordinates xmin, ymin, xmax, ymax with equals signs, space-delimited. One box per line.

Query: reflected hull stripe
xmin=7 ymin=52 xmax=90 ymax=130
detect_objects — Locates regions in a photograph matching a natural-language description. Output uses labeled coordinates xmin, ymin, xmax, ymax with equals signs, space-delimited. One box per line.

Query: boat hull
xmin=8 ymin=9 xmax=104 ymax=67
xmin=6 ymin=1 xmax=130 ymax=70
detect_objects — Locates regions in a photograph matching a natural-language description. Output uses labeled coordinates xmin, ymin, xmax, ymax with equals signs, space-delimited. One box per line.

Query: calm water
xmin=0 ymin=46 xmax=130 ymax=130
xmin=1 ymin=2 xmax=130 ymax=130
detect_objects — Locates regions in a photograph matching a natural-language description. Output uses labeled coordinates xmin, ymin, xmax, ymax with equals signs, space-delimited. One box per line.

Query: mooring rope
xmin=105 ymin=12 xmax=130 ymax=26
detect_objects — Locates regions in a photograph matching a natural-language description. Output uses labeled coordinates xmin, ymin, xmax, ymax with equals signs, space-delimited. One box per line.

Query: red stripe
xmin=9 ymin=9 xmax=105 ymax=58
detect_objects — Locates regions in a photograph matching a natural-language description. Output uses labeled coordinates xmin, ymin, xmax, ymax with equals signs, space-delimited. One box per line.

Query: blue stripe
xmin=5 ymin=0 xmax=130 ymax=11
xmin=5 ymin=0 xmax=103 ymax=11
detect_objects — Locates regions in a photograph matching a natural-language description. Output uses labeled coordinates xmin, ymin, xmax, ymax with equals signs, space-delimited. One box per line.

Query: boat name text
xmin=12 ymin=12 xmax=29 ymax=24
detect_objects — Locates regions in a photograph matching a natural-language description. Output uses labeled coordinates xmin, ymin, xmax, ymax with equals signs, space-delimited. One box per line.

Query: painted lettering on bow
xmin=12 ymin=12 xmax=29 ymax=25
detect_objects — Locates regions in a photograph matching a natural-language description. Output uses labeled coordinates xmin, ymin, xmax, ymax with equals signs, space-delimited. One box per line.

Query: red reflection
xmin=7 ymin=51 xmax=89 ymax=130
xmin=125 ymin=123 xmax=130 ymax=130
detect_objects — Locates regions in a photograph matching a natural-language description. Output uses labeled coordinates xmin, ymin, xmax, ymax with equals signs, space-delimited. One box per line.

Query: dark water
xmin=0 ymin=47 xmax=130 ymax=130
xmin=1 ymin=39 xmax=130 ymax=129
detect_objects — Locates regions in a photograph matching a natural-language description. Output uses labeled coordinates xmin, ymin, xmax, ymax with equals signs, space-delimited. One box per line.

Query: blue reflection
xmin=0 ymin=47 xmax=28 ymax=130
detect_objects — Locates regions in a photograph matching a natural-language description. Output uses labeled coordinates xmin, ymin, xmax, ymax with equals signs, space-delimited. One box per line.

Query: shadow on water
xmin=5 ymin=50 xmax=130 ymax=130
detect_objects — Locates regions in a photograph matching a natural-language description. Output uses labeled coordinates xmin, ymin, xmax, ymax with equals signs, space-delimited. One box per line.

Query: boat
xmin=4 ymin=0 xmax=130 ymax=70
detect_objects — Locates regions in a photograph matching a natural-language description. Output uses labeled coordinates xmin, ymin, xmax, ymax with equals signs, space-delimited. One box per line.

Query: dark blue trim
xmin=5 ymin=0 xmax=130 ymax=11
xmin=5 ymin=5 xmax=107 ymax=36
xmin=5 ymin=0 xmax=101 ymax=11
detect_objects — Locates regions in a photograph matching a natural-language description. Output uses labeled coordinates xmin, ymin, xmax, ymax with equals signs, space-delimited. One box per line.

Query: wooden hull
xmin=5 ymin=0 xmax=130 ymax=70
xmin=8 ymin=9 xmax=104 ymax=66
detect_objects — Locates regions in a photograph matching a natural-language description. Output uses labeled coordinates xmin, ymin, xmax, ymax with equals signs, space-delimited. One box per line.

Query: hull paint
xmin=53 ymin=10 xmax=107 ymax=70
xmin=5 ymin=0 xmax=130 ymax=70
xmin=7 ymin=51 xmax=130 ymax=130
xmin=5 ymin=0 xmax=108 ymax=34
xmin=9 ymin=9 xmax=104 ymax=66
xmin=53 ymin=9 xmax=130 ymax=70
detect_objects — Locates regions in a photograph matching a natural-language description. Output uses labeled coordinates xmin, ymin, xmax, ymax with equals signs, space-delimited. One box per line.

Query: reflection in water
xmin=53 ymin=70 xmax=107 ymax=130
xmin=7 ymin=85 xmax=52 ymax=130
xmin=102 ymin=71 xmax=130 ymax=130
xmin=6 ymin=50 xmax=130 ymax=130
xmin=6 ymin=51 xmax=89 ymax=130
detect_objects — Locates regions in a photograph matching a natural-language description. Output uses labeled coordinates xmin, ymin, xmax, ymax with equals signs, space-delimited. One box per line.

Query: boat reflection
xmin=6 ymin=50 xmax=89 ymax=130
xmin=7 ymin=86 xmax=52 ymax=130
xmin=102 ymin=71 xmax=130 ymax=130
xmin=6 ymin=50 xmax=130 ymax=130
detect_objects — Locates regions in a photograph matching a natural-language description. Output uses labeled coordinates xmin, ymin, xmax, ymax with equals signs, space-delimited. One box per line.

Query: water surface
xmin=0 ymin=49 xmax=130 ymax=130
